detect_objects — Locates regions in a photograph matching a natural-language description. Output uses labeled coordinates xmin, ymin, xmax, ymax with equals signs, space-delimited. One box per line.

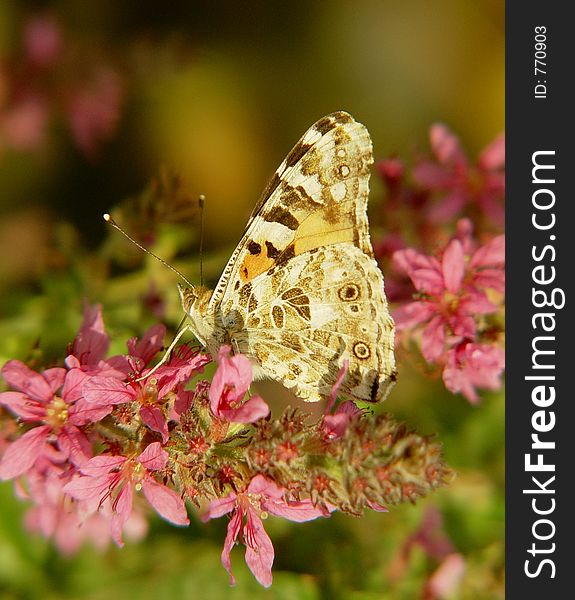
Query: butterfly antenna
xmin=198 ymin=194 xmax=205 ymax=287
xmin=103 ymin=213 xmax=194 ymax=288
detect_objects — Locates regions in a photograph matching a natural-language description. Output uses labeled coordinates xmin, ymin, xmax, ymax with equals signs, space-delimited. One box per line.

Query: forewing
xmin=209 ymin=111 xmax=374 ymax=311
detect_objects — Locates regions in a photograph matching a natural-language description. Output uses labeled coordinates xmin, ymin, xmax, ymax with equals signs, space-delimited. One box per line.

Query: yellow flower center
xmin=443 ymin=291 xmax=460 ymax=313
xmin=45 ymin=396 xmax=68 ymax=430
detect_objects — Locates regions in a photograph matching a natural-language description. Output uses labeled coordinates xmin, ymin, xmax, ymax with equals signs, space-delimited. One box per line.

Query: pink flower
xmin=23 ymin=14 xmax=62 ymax=68
xmin=209 ymin=347 xmax=269 ymax=424
xmin=404 ymin=507 xmax=455 ymax=560
xmin=66 ymin=67 xmax=124 ymax=158
xmin=83 ymin=341 xmax=210 ymax=443
xmin=63 ymin=442 xmax=188 ymax=547
xmin=0 ymin=94 xmax=49 ymax=151
xmin=442 ymin=342 xmax=505 ymax=403
xmin=392 ymin=227 xmax=504 ymax=363
xmin=203 ymin=474 xmax=330 ymax=587
xmin=391 ymin=507 xmax=459 ymax=591
xmin=0 ymin=361 xmax=102 ymax=479
xmin=65 ymin=304 xmax=111 ymax=370
xmin=323 ymin=401 xmax=362 ymax=440
xmin=18 ymin=458 xmax=146 ymax=555
xmin=322 ymin=361 xmax=362 ymax=440
xmin=425 ymin=553 xmax=466 ymax=600
xmin=413 ymin=123 xmax=505 ymax=224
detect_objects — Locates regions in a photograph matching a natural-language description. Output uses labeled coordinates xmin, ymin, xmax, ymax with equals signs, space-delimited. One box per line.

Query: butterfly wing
xmin=221 ymin=244 xmax=396 ymax=403
xmin=209 ymin=111 xmax=374 ymax=310
xmin=211 ymin=111 xmax=396 ymax=401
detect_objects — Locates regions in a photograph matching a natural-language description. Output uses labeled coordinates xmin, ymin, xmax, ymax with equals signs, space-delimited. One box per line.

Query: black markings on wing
xmin=248 ymin=111 xmax=354 ymax=223
xmin=211 ymin=111 xmax=372 ymax=310
xmin=265 ymin=241 xmax=280 ymax=259
xmin=247 ymin=241 xmax=262 ymax=255
xmin=265 ymin=205 xmax=300 ymax=230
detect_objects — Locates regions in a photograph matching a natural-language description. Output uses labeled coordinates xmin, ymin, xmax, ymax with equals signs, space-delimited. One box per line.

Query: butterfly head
xmin=177 ymin=283 xmax=199 ymax=314
xmin=177 ymin=283 xmax=215 ymax=347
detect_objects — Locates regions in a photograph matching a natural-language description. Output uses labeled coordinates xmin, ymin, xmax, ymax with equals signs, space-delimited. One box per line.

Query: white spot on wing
xmin=253 ymin=219 xmax=293 ymax=248
xmin=276 ymin=159 xmax=288 ymax=176
xmin=310 ymin=303 xmax=336 ymax=328
xmin=288 ymin=171 xmax=322 ymax=198
xmin=331 ymin=181 xmax=347 ymax=202
xmin=302 ymin=127 xmax=322 ymax=145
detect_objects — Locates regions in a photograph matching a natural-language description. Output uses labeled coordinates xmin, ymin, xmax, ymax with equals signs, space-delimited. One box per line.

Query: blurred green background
xmin=1 ymin=1 xmax=504 ymax=598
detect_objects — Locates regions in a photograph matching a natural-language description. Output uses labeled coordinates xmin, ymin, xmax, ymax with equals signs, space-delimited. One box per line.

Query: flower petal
xmin=430 ymin=123 xmax=467 ymax=166
xmin=220 ymin=395 xmax=270 ymax=424
xmin=472 ymin=268 xmax=505 ymax=294
xmin=142 ymin=479 xmax=189 ymax=526
xmin=422 ymin=316 xmax=446 ymax=362
xmin=449 ymin=314 xmax=476 ymax=339
xmin=247 ymin=474 xmax=283 ymax=499
xmin=1 ymin=361 xmax=54 ymax=402
xmin=478 ymin=133 xmax=505 ymax=170
xmin=470 ymin=235 xmax=505 ymax=268
xmin=323 ymin=413 xmax=352 ymax=440
xmin=79 ymin=454 xmax=126 ymax=477
xmin=393 ymin=248 xmax=441 ymax=278
xmin=442 ymin=343 xmax=505 ymax=403
xmin=58 ymin=424 xmax=92 ymax=466
xmin=42 ymin=368 xmax=67 ymax=394
xmin=459 ymin=294 xmax=498 ymax=315
xmin=72 ymin=304 xmax=110 ymax=366
xmin=0 ymin=425 xmax=50 ymax=479
xmin=393 ymin=301 xmax=435 ymax=330
xmin=156 ymin=351 xmax=211 ymax=398
xmin=68 ymin=398 xmax=112 ymax=426
xmin=83 ymin=376 xmax=133 ymax=406
xmin=137 ymin=442 xmax=168 ymax=471
xmin=62 ymin=368 xmax=89 ymax=404
xmin=202 ymin=494 xmax=237 ymax=521
xmin=221 ymin=509 xmax=242 ymax=585
xmin=264 ymin=497 xmax=331 ymax=522
xmin=326 ymin=361 xmax=349 ymax=413
xmin=63 ymin=471 xmax=113 ymax=503
xmin=244 ymin=510 xmax=274 ymax=588
xmin=428 ymin=190 xmax=467 ymax=223
xmin=412 ymin=160 xmax=453 ymax=188
xmin=127 ymin=324 xmax=166 ymax=364
xmin=0 ymin=391 xmax=44 ymax=420
xmin=139 ymin=405 xmax=169 ymax=444
xmin=111 ymin=484 xmax=133 ymax=548
xmin=410 ymin=268 xmax=445 ymax=296
xmin=442 ymin=240 xmax=464 ymax=293
xmin=209 ymin=347 xmax=254 ymax=414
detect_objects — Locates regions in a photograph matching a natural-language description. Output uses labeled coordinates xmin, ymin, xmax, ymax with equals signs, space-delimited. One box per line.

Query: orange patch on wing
xmin=239 ymin=241 xmax=277 ymax=283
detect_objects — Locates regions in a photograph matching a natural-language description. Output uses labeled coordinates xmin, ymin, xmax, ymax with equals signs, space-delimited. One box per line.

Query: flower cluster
xmin=0 ymin=305 xmax=451 ymax=587
xmin=393 ymin=220 xmax=504 ymax=402
xmin=374 ymin=124 xmax=505 ymax=403
xmin=1 ymin=14 xmax=123 ymax=158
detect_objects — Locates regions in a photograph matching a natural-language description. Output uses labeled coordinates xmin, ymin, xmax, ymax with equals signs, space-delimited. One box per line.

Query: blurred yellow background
xmin=0 ymin=0 xmax=503 ymax=279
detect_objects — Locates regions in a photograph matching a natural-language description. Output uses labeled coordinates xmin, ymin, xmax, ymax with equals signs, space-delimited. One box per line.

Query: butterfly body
xmin=180 ymin=111 xmax=396 ymax=403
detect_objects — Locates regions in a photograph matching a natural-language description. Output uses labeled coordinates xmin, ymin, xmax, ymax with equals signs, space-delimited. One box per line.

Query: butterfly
xmin=178 ymin=111 xmax=396 ymax=403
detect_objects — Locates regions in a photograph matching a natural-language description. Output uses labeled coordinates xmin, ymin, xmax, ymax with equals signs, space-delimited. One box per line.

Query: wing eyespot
xmin=338 ymin=283 xmax=361 ymax=302
xmin=353 ymin=342 xmax=371 ymax=360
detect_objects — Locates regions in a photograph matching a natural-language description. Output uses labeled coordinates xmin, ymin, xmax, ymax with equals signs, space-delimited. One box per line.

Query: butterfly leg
xmin=135 ymin=324 xmax=194 ymax=382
